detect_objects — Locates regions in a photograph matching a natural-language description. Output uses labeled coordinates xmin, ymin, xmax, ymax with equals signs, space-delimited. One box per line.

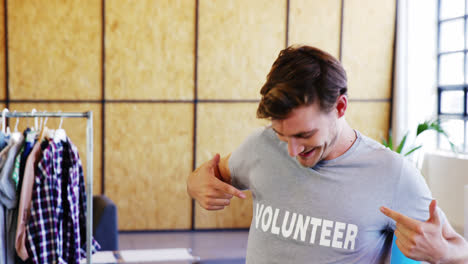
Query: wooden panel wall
xmin=289 ymin=0 xmax=342 ymax=58
xmin=104 ymin=0 xmax=195 ymax=230
xmin=341 ymin=0 xmax=396 ymax=144
xmin=105 ymin=104 xmax=193 ymax=230
xmin=341 ymin=0 xmax=396 ymax=100
xmin=106 ymin=0 xmax=195 ymax=100
xmin=198 ymin=0 xmax=285 ymax=100
xmin=347 ymin=102 xmax=391 ymax=141
xmin=1 ymin=0 xmax=396 ymax=231
xmin=8 ymin=0 xmax=101 ymax=100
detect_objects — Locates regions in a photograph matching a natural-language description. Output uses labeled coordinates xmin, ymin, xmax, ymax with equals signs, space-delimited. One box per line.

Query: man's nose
xmin=287 ymin=137 xmax=303 ymax=157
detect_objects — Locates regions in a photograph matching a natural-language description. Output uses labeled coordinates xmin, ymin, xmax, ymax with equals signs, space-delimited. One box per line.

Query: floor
xmin=117 ymin=230 xmax=437 ymax=264
xmin=118 ymin=230 xmax=249 ymax=264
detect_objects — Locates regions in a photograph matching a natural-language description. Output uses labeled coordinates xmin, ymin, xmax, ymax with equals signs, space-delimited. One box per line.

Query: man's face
xmin=271 ymin=103 xmax=339 ymax=168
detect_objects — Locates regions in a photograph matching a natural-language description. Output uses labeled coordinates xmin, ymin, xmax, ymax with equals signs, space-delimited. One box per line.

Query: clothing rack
xmin=4 ymin=111 xmax=94 ymax=264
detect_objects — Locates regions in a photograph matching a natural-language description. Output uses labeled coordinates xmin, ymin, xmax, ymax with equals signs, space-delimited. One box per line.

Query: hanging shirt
xmin=11 ymin=146 xmax=24 ymax=188
xmin=0 ymin=132 xmax=8 ymax=152
xmin=62 ymin=138 xmax=100 ymax=262
xmin=25 ymin=138 xmax=99 ymax=264
xmin=25 ymin=139 xmax=65 ymax=263
xmin=0 ymin=134 xmax=24 ymax=208
xmin=0 ymin=132 xmax=12 ymax=263
xmin=15 ymin=140 xmax=45 ymax=261
xmin=0 ymin=134 xmax=25 ymax=264
xmin=12 ymin=129 xmax=35 ymax=188
xmin=0 ymin=143 xmax=13 ymax=169
xmin=17 ymin=129 xmax=37 ymax=196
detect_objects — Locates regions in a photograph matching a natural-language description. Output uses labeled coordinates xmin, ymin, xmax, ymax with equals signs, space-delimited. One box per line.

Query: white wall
xmin=421 ymin=152 xmax=468 ymax=237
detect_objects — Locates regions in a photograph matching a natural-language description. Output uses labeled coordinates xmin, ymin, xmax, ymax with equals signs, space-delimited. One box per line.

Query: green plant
xmin=382 ymin=119 xmax=456 ymax=156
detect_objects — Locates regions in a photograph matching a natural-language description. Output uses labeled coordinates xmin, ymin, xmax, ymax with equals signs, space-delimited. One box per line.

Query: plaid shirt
xmin=26 ymin=138 xmax=99 ymax=264
xmin=62 ymin=138 xmax=100 ymax=261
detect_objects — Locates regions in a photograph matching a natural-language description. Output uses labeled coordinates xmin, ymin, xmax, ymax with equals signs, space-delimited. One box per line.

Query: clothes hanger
xmin=10 ymin=110 xmax=22 ymax=142
xmin=38 ymin=113 xmax=43 ymax=132
xmin=54 ymin=110 xmax=67 ymax=143
xmin=31 ymin=108 xmax=38 ymax=131
xmin=39 ymin=110 xmax=51 ymax=141
xmin=43 ymin=111 xmax=55 ymax=139
xmin=59 ymin=113 xmax=64 ymax=129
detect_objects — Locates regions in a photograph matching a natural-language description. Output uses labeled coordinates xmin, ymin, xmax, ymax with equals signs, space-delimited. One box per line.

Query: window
xmin=437 ymin=0 xmax=468 ymax=152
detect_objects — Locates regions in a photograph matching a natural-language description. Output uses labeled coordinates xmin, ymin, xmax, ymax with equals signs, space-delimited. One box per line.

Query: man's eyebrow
xmin=272 ymin=128 xmax=318 ymax=137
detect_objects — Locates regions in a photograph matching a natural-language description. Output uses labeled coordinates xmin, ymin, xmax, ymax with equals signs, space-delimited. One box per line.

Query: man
xmin=187 ymin=45 xmax=468 ymax=263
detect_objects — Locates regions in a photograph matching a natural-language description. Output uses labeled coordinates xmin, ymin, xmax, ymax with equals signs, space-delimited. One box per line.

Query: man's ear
xmin=335 ymin=95 xmax=347 ymax=118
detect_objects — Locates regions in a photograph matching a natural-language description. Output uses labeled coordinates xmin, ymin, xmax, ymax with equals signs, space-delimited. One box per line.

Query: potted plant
xmin=382 ymin=119 xmax=456 ymax=156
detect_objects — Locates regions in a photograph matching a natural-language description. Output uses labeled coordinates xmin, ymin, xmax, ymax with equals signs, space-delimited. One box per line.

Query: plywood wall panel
xmin=105 ymin=104 xmax=193 ymax=230
xmin=8 ymin=0 xmax=101 ymax=100
xmin=346 ymin=102 xmax=390 ymax=142
xmin=289 ymin=0 xmax=341 ymax=58
xmin=198 ymin=0 xmax=286 ymax=100
xmin=9 ymin=103 xmax=102 ymax=195
xmin=195 ymin=103 xmax=268 ymax=228
xmin=341 ymin=0 xmax=396 ymax=100
xmin=106 ymin=0 xmax=195 ymax=100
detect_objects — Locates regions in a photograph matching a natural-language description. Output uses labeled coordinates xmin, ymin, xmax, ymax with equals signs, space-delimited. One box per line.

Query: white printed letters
xmin=254 ymin=203 xmax=358 ymax=251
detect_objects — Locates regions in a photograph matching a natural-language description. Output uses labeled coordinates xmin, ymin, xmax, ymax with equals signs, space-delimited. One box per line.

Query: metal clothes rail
xmin=5 ymin=111 xmax=94 ymax=264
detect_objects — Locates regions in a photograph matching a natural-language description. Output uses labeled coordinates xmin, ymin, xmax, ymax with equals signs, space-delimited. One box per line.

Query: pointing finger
xmin=206 ymin=190 xmax=234 ymax=199
xmin=380 ymin=206 xmax=421 ymax=231
xmin=214 ymin=179 xmax=246 ymax=199
xmin=209 ymin=192 xmax=233 ymax=199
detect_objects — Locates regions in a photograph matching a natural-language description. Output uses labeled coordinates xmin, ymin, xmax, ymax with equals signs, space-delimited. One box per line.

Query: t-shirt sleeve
xmin=389 ymin=158 xmax=433 ymax=230
xmin=228 ymin=128 xmax=264 ymax=190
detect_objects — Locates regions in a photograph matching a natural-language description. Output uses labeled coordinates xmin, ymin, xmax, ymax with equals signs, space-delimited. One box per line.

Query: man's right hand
xmin=187 ymin=153 xmax=246 ymax=210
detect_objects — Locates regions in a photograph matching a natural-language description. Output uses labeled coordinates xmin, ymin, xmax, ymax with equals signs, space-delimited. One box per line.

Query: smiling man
xmin=186 ymin=45 xmax=468 ymax=263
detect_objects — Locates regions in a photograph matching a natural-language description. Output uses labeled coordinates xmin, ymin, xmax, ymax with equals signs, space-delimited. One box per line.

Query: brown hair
xmin=256 ymin=45 xmax=347 ymax=120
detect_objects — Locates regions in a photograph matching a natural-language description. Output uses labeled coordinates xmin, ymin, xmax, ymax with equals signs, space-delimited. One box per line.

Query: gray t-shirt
xmin=229 ymin=127 xmax=432 ymax=264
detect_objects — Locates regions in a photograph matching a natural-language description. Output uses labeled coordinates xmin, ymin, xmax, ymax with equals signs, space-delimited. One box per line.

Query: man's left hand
xmin=380 ymin=200 xmax=449 ymax=263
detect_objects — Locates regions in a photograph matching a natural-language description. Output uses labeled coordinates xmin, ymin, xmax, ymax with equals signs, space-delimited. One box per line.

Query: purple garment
xmin=18 ymin=128 xmax=36 ymax=195
xmin=62 ymin=138 xmax=100 ymax=261
xmin=26 ymin=138 xmax=99 ymax=264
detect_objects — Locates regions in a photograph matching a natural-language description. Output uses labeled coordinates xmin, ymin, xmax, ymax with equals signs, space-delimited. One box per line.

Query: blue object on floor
xmin=391 ymin=235 xmax=420 ymax=264
xmin=93 ymin=195 xmax=119 ymax=251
